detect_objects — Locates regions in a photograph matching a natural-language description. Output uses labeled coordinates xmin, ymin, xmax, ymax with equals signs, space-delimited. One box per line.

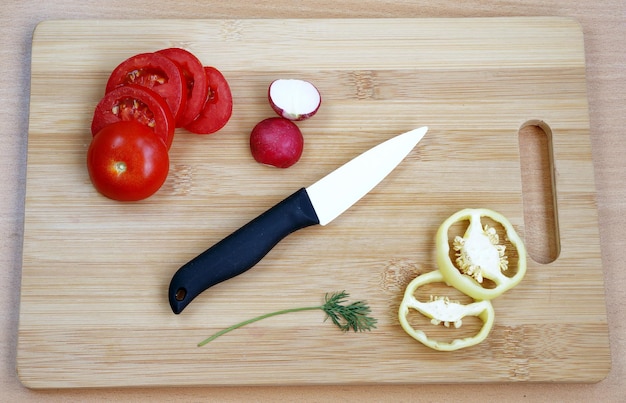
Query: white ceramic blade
xmin=306 ymin=126 xmax=428 ymax=226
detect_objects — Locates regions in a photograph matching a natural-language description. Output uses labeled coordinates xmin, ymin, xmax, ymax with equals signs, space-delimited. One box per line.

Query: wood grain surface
xmin=16 ymin=18 xmax=610 ymax=389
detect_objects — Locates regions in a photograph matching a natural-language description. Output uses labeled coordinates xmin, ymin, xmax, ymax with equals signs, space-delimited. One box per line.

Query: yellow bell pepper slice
xmin=436 ymin=208 xmax=527 ymax=301
xmin=398 ymin=270 xmax=495 ymax=351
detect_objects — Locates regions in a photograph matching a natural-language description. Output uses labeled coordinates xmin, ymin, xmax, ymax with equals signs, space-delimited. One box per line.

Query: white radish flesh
xmin=268 ymin=79 xmax=321 ymax=121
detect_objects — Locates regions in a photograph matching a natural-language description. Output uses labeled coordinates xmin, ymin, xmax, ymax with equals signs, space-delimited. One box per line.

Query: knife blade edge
xmin=306 ymin=126 xmax=428 ymax=225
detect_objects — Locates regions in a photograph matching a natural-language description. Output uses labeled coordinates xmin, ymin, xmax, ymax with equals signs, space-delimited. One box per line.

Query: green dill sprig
xmin=198 ymin=291 xmax=377 ymax=347
xmin=321 ymin=291 xmax=378 ymax=332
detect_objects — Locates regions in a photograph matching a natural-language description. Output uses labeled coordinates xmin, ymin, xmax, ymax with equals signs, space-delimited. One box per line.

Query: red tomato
xmin=157 ymin=48 xmax=208 ymax=127
xmin=184 ymin=66 xmax=233 ymax=135
xmin=91 ymin=84 xmax=175 ymax=150
xmin=87 ymin=121 xmax=169 ymax=201
xmin=105 ymin=52 xmax=187 ymax=125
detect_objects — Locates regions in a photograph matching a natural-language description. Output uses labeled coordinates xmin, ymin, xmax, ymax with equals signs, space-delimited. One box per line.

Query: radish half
xmin=268 ymin=79 xmax=321 ymax=121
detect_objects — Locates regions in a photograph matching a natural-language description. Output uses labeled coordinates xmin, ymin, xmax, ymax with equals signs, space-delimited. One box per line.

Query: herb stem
xmin=197 ymin=291 xmax=377 ymax=347
xmin=197 ymin=305 xmax=321 ymax=347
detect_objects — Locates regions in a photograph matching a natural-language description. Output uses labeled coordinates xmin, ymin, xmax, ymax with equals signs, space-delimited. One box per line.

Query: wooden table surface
xmin=2 ymin=1 xmax=624 ymax=401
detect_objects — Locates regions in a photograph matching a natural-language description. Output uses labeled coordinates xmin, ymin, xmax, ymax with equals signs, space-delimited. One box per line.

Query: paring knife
xmin=168 ymin=126 xmax=428 ymax=314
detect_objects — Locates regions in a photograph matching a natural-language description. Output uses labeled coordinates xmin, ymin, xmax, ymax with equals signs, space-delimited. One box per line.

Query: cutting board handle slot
xmin=518 ymin=120 xmax=561 ymax=264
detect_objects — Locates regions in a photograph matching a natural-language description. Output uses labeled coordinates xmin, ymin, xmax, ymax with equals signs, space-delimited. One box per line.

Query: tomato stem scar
xmin=115 ymin=161 xmax=127 ymax=174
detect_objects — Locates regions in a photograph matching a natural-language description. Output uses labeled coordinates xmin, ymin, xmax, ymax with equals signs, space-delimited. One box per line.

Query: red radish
xmin=250 ymin=117 xmax=304 ymax=168
xmin=268 ymin=79 xmax=321 ymax=121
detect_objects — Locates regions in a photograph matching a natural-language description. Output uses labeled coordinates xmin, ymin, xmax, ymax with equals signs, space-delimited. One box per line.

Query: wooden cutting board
xmin=18 ymin=18 xmax=610 ymax=388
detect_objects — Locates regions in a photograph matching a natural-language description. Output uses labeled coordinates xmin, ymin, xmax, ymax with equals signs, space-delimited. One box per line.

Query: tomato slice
xmin=157 ymin=48 xmax=208 ymax=127
xmin=184 ymin=66 xmax=233 ymax=135
xmin=91 ymin=84 xmax=175 ymax=149
xmin=105 ymin=52 xmax=187 ymax=125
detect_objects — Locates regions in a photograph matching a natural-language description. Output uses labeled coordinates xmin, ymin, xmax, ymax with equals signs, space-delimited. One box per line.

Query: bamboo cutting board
xmin=18 ymin=18 xmax=610 ymax=388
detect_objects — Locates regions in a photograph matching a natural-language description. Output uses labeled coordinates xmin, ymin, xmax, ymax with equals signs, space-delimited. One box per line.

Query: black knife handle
xmin=168 ymin=188 xmax=320 ymax=314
